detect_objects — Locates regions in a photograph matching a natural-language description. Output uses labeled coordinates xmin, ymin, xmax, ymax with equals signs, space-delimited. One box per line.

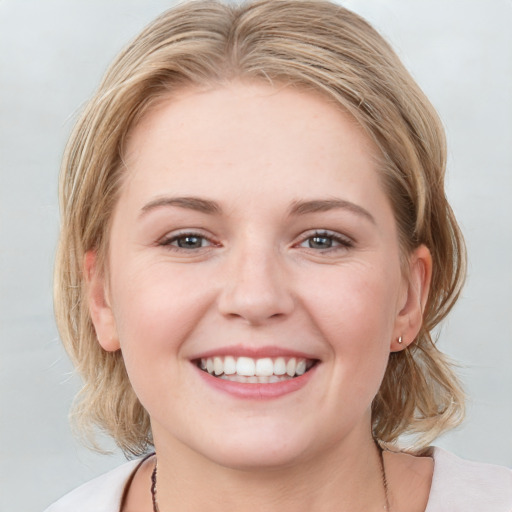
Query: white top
xmin=44 ymin=447 xmax=512 ymax=511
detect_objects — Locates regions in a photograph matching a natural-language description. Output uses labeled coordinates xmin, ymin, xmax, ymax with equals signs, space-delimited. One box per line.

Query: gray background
xmin=1 ymin=1 xmax=511 ymax=510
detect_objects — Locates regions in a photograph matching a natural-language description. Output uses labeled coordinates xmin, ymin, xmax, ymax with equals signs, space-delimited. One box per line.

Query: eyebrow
xmin=288 ymin=198 xmax=376 ymax=224
xmin=140 ymin=196 xmax=222 ymax=217
xmin=139 ymin=196 xmax=375 ymax=224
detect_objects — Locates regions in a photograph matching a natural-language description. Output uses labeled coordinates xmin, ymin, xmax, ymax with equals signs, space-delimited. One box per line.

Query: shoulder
xmin=43 ymin=458 xmax=143 ymax=512
xmin=425 ymin=447 xmax=512 ymax=512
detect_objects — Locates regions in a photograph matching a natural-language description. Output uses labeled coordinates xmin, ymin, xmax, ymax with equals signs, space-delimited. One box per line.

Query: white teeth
xmin=286 ymin=358 xmax=297 ymax=377
xmin=213 ymin=357 xmax=223 ymax=376
xmin=236 ymin=357 xmax=256 ymax=376
xmin=199 ymin=355 xmax=313 ymax=379
xmin=223 ymin=356 xmax=236 ymax=375
xmin=274 ymin=357 xmax=286 ymax=375
xmin=255 ymin=358 xmax=274 ymax=376
xmin=220 ymin=374 xmax=292 ymax=384
xmin=296 ymin=359 xmax=306 ymax=376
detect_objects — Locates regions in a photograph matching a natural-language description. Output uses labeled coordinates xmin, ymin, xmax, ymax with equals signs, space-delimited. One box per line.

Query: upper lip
xmin=189 ymin=345 xmax=319 ymax=361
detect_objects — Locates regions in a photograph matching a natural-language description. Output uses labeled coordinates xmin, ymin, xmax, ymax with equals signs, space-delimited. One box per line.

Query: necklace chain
xmin=378 ymin=444 xmax=391 ymax=510
xmin=150 ymin=444 xmax=390 ymax=511
xmin=150 ymin=459 xmax=160 ymax=512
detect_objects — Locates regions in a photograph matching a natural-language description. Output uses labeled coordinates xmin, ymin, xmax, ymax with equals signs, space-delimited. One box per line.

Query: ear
xmin=84 ymin=250 xmax=120 ymax=352
xmin=391 ymin=245 xmax=432 ymax=352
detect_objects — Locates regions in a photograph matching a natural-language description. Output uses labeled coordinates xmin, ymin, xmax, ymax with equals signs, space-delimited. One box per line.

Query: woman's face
xmin=88 ymin=82 xmax=429 ymax=469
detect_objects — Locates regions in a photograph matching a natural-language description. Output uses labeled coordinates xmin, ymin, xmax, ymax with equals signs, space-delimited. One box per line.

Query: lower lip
xmin=194 ymin=364 xmax=318 ymax=399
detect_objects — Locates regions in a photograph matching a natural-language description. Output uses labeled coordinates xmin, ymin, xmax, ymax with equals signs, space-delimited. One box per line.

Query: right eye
xmin=159 ymin=232 xmax=214 ymax=251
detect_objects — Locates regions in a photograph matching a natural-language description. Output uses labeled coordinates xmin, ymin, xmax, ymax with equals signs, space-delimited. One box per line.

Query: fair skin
xmin=86 ymin=82 xmax=433 ymax=511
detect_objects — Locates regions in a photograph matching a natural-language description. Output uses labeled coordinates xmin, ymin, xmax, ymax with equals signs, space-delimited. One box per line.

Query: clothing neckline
xmin=120 ymin=450 xmax=437 ymax=512
xmin=119 ymin=452 xmax=155 ymax=512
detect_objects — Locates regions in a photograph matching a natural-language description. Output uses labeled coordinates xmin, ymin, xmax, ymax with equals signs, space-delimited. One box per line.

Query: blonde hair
xmin=55 ymin=0 xmax=466 ymax=455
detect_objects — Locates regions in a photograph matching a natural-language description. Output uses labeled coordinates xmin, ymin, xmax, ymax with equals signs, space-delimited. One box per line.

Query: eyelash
xmin=159 ymin=230 xmax=353 ymax=253
xmin=159 ymin=231 xmax=215 ymax=251
xmin=297 ymin=230 xmax=354 ymax=251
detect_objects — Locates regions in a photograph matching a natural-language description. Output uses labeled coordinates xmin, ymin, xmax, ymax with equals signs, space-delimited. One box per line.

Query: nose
xmin=217 ymin=243 xmax=295 ymax=325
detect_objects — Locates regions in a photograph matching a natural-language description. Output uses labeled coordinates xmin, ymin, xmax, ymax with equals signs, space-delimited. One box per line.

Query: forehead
xmin=121 ymin=81 xmax=387 ymax=213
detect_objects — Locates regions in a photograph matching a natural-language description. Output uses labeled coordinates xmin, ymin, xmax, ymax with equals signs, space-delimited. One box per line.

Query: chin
xmin=208 ymin=443 xmax=308 ymax=472
xmin=194 ymin=422 xmax=315 ymax=471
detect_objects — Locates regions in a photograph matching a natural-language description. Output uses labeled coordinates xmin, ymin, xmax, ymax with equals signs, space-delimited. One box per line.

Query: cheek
xmin=305 ymin=262 xmax=399 ymax=335
xmin=300 ymin=263 xmax=399 ymax=380
xmin=109 ymin=262 xmax=212 ymax=381
xmin=112 ymin=257 xmax=207 ymax=328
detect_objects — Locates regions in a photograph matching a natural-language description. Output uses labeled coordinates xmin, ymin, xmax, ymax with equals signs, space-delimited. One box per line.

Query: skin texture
xmin=86 ymin=82 xmax=433 ymax=511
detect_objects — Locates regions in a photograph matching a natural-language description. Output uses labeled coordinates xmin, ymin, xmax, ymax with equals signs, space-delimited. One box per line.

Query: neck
xmin=152 ymin=429 xmax=387 ymax=512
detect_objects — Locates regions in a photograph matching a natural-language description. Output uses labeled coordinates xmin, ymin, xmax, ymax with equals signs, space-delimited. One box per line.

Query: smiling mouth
xmin=196 ymin=356 xmax=317 ymax=383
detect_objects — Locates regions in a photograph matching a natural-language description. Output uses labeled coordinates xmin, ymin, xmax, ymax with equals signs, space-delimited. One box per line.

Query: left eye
xmin=163 ymin=233 xmax=211 ymax=249
xmin=299 ymin=231 xmax=352 ymax=250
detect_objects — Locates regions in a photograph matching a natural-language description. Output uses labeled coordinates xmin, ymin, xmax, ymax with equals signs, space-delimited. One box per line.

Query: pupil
xmin=178 ymin=236 xmax=202 ymax=248
xmin=309 ymin=236 xmax=332 ymax=249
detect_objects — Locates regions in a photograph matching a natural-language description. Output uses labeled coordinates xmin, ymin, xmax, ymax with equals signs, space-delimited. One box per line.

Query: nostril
xmin=218 ymin=294 xmax=295 ymax=325
xmin=216 ymin=258 xmax=295 ymax=324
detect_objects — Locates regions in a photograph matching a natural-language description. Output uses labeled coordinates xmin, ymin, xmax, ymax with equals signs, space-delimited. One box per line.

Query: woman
xmin=46 ymin=0 xmax=512 ymax=510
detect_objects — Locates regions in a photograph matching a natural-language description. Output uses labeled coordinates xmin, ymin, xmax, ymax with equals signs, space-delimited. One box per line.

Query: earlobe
xmin=391 ymin=245 xmax=432 ymax=352
xmin=84 ymin=250 xmax=120 ymax=352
